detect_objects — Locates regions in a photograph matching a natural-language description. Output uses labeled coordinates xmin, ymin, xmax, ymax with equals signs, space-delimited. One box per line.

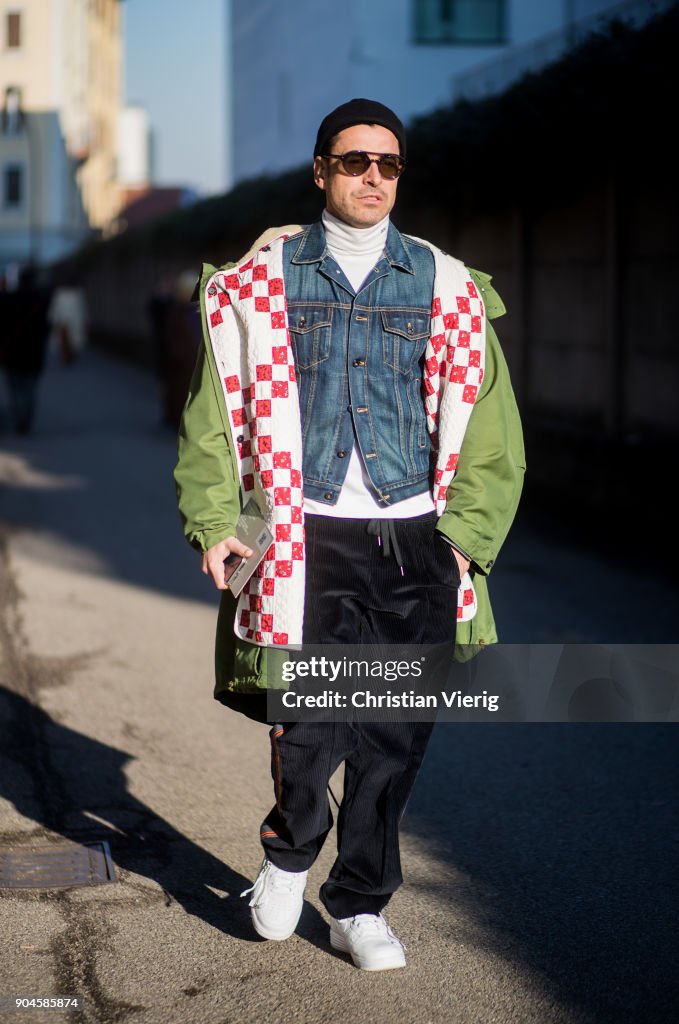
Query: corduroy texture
xmin=260 ymin=511 xmax=446 ymax=914
xmin=262 ymin=717 xmax=434 ymax=917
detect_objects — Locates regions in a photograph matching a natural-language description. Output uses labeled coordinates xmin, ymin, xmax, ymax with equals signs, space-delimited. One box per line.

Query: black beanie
xmin=314 ymin=98 xmax=406 ymax=159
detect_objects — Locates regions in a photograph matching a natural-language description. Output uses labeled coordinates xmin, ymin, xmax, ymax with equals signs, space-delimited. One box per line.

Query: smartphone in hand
xmin=221 ymin=498 xmax=273 ymax=595
xmin=223 ymin=551 xmax=245 ymax=585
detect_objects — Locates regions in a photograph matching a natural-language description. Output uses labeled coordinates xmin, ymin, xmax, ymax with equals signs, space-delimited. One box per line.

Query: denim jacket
xmin=284 ymin=221 xmax=435 ymax=506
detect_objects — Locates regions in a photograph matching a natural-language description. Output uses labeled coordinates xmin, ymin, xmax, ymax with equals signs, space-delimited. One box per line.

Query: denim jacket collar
xmin=291 ymin=218 xmax=414 ymax=275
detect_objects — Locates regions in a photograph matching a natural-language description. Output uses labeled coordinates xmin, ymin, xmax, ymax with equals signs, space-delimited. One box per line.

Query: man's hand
xmin=452 ymin=548 xmax=471 ymax=579
xmin=201 ymin=536 xmax=253 ymax=590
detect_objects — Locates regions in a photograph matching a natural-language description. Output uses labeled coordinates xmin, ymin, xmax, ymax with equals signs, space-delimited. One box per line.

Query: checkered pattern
xmin=407 ymin=238 xmax=487 ymax=623
xmin=205 ymin=234 xmax=304 ymax=647
xmin=204 ymin=233 xmax=486 ymax=641
xmin=424 ymin=274 xmax=485 ymax=509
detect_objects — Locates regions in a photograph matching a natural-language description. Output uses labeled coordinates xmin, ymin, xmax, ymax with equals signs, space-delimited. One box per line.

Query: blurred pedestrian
xmin=47 ymin=271 xmax=88 ymax=365
xmin=161 ymin=271 xmax=202 ymax=427
xmin=147 ymin=275 xmax=174 ymax=384
xmin=1 ymin=265 xmax=52 ymax=434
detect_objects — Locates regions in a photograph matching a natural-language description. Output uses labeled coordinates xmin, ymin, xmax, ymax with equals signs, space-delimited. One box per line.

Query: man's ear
xmin=313 ymin=156 xmax=327 ymax=192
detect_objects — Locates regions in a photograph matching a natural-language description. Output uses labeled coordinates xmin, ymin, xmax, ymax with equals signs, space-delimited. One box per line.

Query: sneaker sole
xmin=330 ymin=930 xmax=407 ymax=971
xmin=251 ymin=906 xmax=303 ymax=941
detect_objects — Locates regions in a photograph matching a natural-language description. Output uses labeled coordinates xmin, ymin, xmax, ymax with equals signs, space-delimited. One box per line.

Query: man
xmin=175 ymin=99 xmax=524 ymax=970
xmin=1 ymin=265 xmax=52 ymax=434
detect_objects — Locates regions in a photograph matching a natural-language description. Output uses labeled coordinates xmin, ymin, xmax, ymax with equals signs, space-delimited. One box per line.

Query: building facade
xmin=118 ymin=104 xmax=152 ymax=191
xmin=229 ymin=0 xmax=667 ymax=185
xmin=0 ymin=0 xmax=122 ymax=272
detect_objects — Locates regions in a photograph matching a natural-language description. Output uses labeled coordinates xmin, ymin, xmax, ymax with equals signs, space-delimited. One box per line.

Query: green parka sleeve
xmin=435 ymin=267 xmax=526 ymax=575
xmin=174 ymin=263 xmax=242 ymax=553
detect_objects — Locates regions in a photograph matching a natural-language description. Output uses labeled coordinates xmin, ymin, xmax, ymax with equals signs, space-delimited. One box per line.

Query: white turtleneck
xmin=320 ymin=208 xmax=389 ymax=291
xmin=302 ymin=210 xmax=436 ymax=519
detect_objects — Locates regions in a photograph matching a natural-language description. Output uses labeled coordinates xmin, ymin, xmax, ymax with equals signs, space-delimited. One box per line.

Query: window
xmin=3 ymin=164 xmax=23 ymax=207
xmin=3 ymin=86 xmax=23 ymax=133
xmin=6 ymin=10 xmax=21 ymax=48
xmin=413 ymin=0 xmax=505 ymax=45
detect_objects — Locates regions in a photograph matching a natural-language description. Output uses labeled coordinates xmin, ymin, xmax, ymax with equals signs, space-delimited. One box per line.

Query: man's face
xmin=313 ymin=124 xmax=401 ymax=229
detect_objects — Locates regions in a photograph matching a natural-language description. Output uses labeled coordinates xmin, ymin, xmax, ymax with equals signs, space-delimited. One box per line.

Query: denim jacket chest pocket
xmin=288 ymin=304 xmax=333 ymax=369
xmin=380 ymin=309 xmax=430 ymax=375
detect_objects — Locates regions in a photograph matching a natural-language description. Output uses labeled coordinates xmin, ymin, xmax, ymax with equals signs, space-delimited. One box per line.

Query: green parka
xmin=174 ymin=236 xmax=525 ymax=718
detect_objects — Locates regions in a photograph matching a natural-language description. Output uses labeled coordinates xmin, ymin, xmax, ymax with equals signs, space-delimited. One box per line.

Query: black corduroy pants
xmin=259 ymin=511 xmax=459 ymax=919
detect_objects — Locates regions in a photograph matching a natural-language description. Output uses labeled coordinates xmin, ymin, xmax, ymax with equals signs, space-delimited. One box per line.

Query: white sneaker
xmin=240 ymin=858 xmax=308 ymax=940
xmin=329 ymin=913 xmax=407 ymax=971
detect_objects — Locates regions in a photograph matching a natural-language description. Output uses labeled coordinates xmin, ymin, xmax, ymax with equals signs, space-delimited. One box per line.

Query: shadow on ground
xmin=0 ymin=685 xmax=329 ymax=953
xmin=402 ymin=721 xmax=679 ymax=1024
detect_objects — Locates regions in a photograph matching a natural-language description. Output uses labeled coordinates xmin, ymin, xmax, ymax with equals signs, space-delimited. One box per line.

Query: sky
xmin=123 ymin=0 xmax=229 ymax=197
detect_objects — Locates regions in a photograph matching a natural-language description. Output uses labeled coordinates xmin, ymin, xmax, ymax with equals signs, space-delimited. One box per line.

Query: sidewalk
xmin=0 ymin=351 xmax=676 ymax=1024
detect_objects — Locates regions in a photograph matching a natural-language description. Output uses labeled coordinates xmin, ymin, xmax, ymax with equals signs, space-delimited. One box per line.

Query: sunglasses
xmin=321 ymin=150 xmax=406 ymax=180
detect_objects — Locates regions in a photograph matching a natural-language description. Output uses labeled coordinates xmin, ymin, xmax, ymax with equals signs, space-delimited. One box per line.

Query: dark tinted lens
xmin=378 ymin=155 xmax=403 ymax=179
xmin=342 ymin=152 xmax=371 ymax=175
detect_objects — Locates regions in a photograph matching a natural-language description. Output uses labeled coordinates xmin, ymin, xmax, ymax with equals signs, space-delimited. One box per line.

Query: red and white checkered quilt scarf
xmin=204 ymin=231 xmax=486 ymax=647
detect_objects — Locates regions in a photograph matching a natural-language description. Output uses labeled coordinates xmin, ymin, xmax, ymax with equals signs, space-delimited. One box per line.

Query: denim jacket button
xmin=337 ymin=450 xmax=347 ymax=458
xmin=352 ymin=359 xmax=365 ymax=367
xmin=324 ymin=492 xmax=334 ymax=500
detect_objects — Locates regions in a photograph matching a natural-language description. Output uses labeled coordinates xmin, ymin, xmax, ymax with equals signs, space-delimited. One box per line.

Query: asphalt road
xmin=0 ymin=351 xmax=677 ymax=1024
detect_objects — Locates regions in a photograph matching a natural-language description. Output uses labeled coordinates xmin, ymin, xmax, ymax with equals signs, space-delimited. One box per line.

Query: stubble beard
xmin=329 ymin=194 xmax=391 ymax=229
